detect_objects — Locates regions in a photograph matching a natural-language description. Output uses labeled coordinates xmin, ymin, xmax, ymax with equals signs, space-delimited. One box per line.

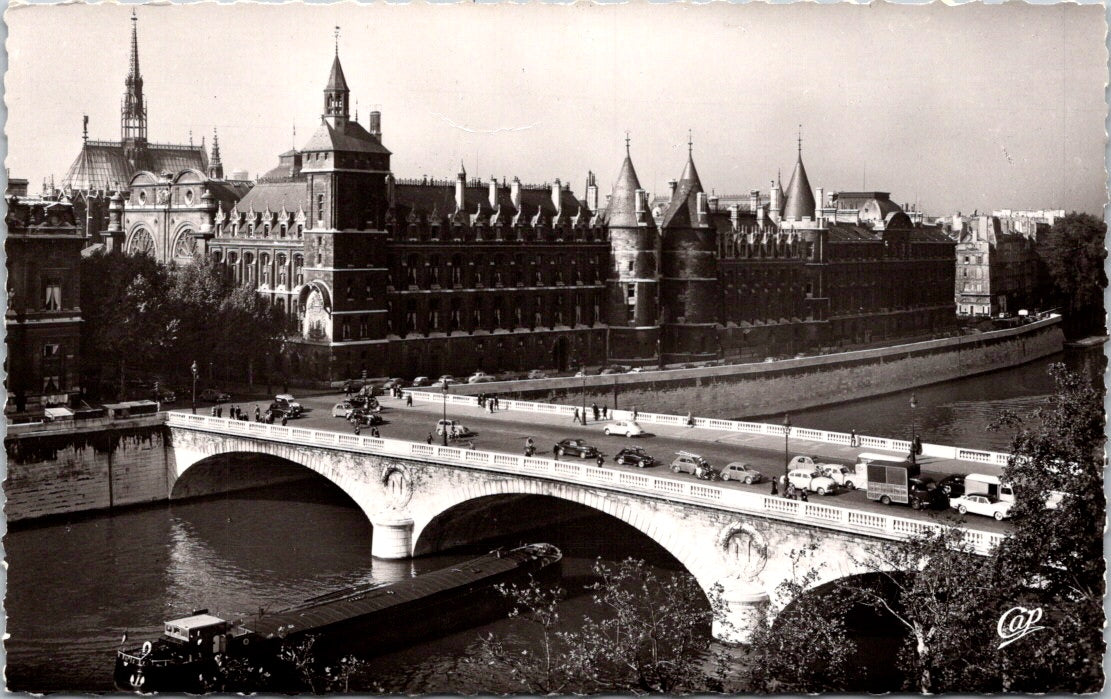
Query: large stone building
xmin=952 ymin=213 xmax=1051 ymax=317
xmin=4 ymin=191 xmax=85 ymax=414
xmin=88 ymin=23 xmax=956 ymax=383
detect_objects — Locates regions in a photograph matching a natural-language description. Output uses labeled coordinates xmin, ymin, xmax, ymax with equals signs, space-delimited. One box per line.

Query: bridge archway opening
xmin=172 ymin=451 xmax=363 ymax=516
xmin=415 ymin=494 xmax=699 ymax=600
xmin=778 ymin=570 xmax=912 ymax=692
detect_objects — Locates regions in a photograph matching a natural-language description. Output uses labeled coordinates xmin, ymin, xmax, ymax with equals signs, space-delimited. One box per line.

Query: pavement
xmin=178 ymin=389 xmax=1011 ymax=535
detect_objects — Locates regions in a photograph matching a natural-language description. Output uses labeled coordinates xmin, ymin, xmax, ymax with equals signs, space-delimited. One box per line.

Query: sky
xmin=4 ymin=2 xmax=1106 ymax=216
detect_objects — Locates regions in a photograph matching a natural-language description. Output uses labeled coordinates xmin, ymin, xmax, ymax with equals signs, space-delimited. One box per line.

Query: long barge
xmin=114 ymin=543 xmax=562 ymax=692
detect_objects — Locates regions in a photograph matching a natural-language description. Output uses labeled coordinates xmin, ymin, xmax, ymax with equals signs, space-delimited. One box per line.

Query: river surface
xmin=5 ymin=347 xmax=1103 ymax=692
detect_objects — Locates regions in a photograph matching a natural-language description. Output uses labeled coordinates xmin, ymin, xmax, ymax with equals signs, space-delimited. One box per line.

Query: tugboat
xmin=114 ymin=543 xmax=562 ymax=692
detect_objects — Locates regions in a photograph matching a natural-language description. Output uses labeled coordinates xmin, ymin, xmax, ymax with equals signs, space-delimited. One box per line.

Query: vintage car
xmin=720 ymin=462 xmax=764 ymax=484
xmin=950 ymin=493 xmax=1013 ymax=520
xmin=787 ymin=469 xmax=837 ymax=495
xmin=553 ymin=439 xmax=599 ymax=459
xmin=603 ymin=420 xmax=645 ymax=438
xmin=614 ymin=447 xmax=656 ymax=468
xmin=436 ymin=419 xmax=474 ymax=438
xmin=332 ymin=401 xmax=356 ymax=418
xmin=273 ymin=395 xmax=303 ymax=417
xmin=671 ymin=452 xmax=716 ymax=480
xmin=199 ymin=388 xmax=231 ymax=403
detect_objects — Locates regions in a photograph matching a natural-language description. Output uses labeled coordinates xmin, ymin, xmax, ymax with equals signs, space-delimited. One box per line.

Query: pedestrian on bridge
xmin=494 ymin=395 xmax=500 ymax=411
xmin=632 ymin=406 xmax=639 ymax=422
xmin=850 ymin=428 xmax=858 ymax=447
xmin=573 ymin=408 xmax=581 ymax=424
xmin=686 ymin=411 xmax=694 ymax=427
xmin=426 ymin=432 xmax=434 ymax=444
xmin=371 ymin=426 xmax=380 ymax=438
xmin=254 ymin=405 xmax=261 ymax=421
xmin=771 ymin=478 xmax=778 ymax=496
xmin=591 ymin=403 xmax=599 ymax=421
xmin=602 ymin=405 xmax=608 ymax=420
xmin=406 ymin=393 xmax=413 ymax=407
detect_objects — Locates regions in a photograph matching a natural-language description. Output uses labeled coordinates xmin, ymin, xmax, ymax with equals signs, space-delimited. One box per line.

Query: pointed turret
xmin=783 ymin=133 xmax=815 ymax=221
xmin=208 ymin=128 xmax=224 ymax=180
xmin=661 ymin=145 xmax=706 ymax=229
xmin=323 ymin=53 xmax=350 ymax=126
xmin=607 ymin=145 xmax=647 ymax=228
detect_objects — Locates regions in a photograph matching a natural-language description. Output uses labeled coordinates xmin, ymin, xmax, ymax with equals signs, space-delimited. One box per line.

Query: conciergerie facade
xmin=67 ymin=20 xmax=956 ymax=383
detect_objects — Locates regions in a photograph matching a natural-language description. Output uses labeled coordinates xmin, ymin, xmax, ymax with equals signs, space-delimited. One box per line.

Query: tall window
xmin=316 ymin=193 xmax=325 ymax=223
xmin=43 ymin=282 xmax=61 ymax=310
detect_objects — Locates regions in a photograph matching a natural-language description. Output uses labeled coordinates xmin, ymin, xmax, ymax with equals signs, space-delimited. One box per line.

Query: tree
xmin=219 ymin=285 xmax=285 ymax=389
xmin=744 ymin=543 xmax=863 ymax=692
xmin=472 ymin=558 xmax=730 ymax=694
xmin=1038 ymin=212 xmax=1107 ymax=333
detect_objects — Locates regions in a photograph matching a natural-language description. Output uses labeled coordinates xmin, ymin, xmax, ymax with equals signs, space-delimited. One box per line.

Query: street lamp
xmin=191 ymin=361 xmax=199 ymax=415
xmin=580 ymin=359 xmax=587 ymax=425
xmin=441 ymin=382 xmax=449 ymax=446
xmin=783 ymin=413 xmax=791 ymax=484
xmin=909 ymin=393 xmax=918 ymax=465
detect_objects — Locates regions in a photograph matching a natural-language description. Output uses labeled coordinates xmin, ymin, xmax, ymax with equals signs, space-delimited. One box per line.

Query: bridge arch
xmin=410 ymin=483 xmax=723 ymax=596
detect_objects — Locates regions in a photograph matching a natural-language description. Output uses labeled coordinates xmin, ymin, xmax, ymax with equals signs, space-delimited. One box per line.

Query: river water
xmin=5 ymin=348 xmax=1103 ymax=692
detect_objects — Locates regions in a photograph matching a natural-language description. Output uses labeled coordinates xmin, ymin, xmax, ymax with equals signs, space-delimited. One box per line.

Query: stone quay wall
xmin=458 ymin=316 xmax=1065 ymax=418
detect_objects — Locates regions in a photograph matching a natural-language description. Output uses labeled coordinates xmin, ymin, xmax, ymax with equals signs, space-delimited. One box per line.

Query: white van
xmin=964 ymin=473 xmax=1014 ymax=503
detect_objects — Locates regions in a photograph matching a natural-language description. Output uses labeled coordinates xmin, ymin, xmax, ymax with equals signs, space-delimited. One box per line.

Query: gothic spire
xmin=209 ymin=127 xmax=224 ymax=179
xmin=121 ymin=9 xmax=147 ymax=144
xmin=129 ymin=9 xmax=140 ymax=81
xmin=783 ymin=128 xmax=816 ymax=221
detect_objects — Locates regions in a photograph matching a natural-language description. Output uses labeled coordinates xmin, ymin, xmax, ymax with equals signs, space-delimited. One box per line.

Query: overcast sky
xmin=4 ymin=2 xmax=1106 ymax=216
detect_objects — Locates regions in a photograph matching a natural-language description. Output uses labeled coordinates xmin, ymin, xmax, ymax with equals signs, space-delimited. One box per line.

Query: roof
xmin=783 ymin=154 xmax=815 ymax=220
xmin=391 ymin=181 xmax=584 ymax=222
xmin=326 ymin=54 xmax=349 ymax=92
xmin=827 ymin=225 xmax=881 ymax=242
xmin=62 ymin=140 xmax=208 ymax=192
xmin=206 ymin=180 xmax=253 ymax=209
xmin=237 ymin=181 xmax=308 ymax=214
xmin=606 ymin=155 xmax=649 ymax=229
xmin=661 ymin=155 xmax=705 ymax=229
xmin=302 ymin=120 xmax=391 ymax=156
xmin=167 ymin=613 xmax=226 ymax=630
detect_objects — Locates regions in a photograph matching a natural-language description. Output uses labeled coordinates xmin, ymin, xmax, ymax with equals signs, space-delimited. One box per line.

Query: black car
xmin=615 ymin=447 xmax=656 ymax=468
xmin=909 ymin=477 xmax=948 ymax=510
xmin=553 ymin=439 xmax=599 ymax=459
xmin=938 ymin=473 xmax=966 ymax=497
xmin=350 ymin=409 xmax=383 ymax=426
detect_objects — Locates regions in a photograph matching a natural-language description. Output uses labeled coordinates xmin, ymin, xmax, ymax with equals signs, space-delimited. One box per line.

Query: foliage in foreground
xmin=471 ymin=557 xmax=730 ymax=694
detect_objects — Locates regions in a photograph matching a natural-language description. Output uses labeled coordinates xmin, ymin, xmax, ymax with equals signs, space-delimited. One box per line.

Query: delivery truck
xmin=866 ymin=456 xmax=923 ymax=505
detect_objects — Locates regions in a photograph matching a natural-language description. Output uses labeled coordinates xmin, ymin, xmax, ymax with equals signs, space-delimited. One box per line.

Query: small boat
xmin=114 ymin=543 xmax=562 ymax=692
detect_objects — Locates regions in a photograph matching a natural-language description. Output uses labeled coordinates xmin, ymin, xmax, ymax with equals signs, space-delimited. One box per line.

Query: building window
xmin=43 ymin=282 xmax=61 ymax=310
xmin=626 ymin=284 xmax=636 ymax=306
xmin=316 ymin=194 xmax=325 ymax=223
xmin=359 ymin=316 xmax=368 ymax=338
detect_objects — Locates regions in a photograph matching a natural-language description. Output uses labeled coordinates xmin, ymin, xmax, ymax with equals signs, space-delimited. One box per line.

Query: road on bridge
xmin=179 ymin=390 xmax=1011 ymax=535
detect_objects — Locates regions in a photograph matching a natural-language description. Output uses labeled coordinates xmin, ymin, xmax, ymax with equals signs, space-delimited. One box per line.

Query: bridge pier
xmin=712 ymin=579 xmax=770 ymax=644
xmin=370 ymin=514 xmax=415 ymax=559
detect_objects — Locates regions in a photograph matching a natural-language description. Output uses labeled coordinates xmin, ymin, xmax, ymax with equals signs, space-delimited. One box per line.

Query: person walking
xmin=686 ymin=411 xmax=694 ymax=427
xmin=353 ymin=423 xmax=360 ymax=435
xmin=254 ymin=405 xmax=261 ymax=421
xmin=371 ymin=426 xmax=380 ymax=438
xmin=427 ymin=432 xmax=434 ymax=445
xmin=596 ymin=454 xmax=605 ymax=468
xmin=602 ymin=405 xmax=608 ymax=420
xmin=591 ymin=403 xmax=599 ymax=421
xmin=771 ymin=478 xmax=779 ymax=496
xmin=494 ymin=395 xmax=500 ymax=411
xmin=281 ymin=415 xmax=288 ymax=426
xmin=405 ymin=393 xmax=413 ymax=407
xmin=850 ymin=428 xmax=858 ymax=447
xmin=211 ymin=406 xmax=217 ymax=417
xmin=573 ymin=408 xmax=581 ymax=424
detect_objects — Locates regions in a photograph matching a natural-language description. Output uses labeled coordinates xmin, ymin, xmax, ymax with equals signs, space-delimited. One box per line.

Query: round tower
xmin=604 ymin=139 xmax=660 ymax=366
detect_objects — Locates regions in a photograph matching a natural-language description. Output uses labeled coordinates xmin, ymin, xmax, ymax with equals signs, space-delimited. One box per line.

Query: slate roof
xmin=783 ymin=154 xmax=815 ymax=220
xmin=302 ymin=120 xmax=391 ymax=156
xmin=661 ymin=155 xmax=705 ymax=229
xmin=392 ymin=182 xmax=585 ymax=223
xmin=326 ymin=54 xmax=349 ymax=92
xmin=236 ymin=181 xmax=308 ymax=214
xmin=62 ymin=140 xmax=208 ymax=192
xmin=606 ymin=155 xmax=649 ymax=229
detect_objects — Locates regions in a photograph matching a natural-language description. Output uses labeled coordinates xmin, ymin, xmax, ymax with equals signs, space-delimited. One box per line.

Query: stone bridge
xmin=165 ymin=413 xmax=1005 ymax=641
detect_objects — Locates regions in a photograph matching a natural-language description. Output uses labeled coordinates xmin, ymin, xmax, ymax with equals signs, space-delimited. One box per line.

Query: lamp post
xmin=580 ymin=359 xmax=587 ymax=425
xmin=190 ymin=361 xmax=199 ymax=415
xmin=909 ymin=393 xmax=918 ymax=465
xmin=441 ymin=382 xmax=449 ymax=446
xmin=783 ymin=413 xmax=791 ymax=484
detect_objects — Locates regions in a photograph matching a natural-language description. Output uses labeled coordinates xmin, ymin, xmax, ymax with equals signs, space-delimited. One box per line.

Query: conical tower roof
xmin=326 ymin=54 xmax=349 ymax=92
xmin=607 ymin=150 xmax=646 ymax=229
xmin=783 ymin=153 xmax=815 ymax=220
xmin=662 ymin=152 xmax=706 ymax=229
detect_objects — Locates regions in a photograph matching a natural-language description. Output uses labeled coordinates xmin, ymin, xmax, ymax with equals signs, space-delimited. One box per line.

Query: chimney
xmin=769 ymin=180 xmax=780 ymax=219
xmin=634 ymin=188 xmax=646 ymax=215
xmin=488 ymin=176 xmax=498 ymax=209
xmin=510 ymin=176 xmax=521 ymax=209
xmin=729 ymin=205 xmax=740 ymax=229
xmin=552 ymin=178 xmax=562 ymax=213
xmin=749 ymin=190 xmax=759 ymax=212
xmin=708 ymin=194 xmax=719 ymax=212
xmin=455 ymin=166 xmax=466 ymax=212
xmin=369 ymin=111 xmax=382 ymax=139
xmin=696 ymin=191 xmax=707 ymax=220
xmin=667 ymin=179 xmax=678 ymax=200
xmin=586 ymin=171 xmax=599 ymax=212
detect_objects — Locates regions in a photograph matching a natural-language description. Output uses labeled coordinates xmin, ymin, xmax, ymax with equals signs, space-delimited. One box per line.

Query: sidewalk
xmin=382 ymin=394 xmax=998 ymax=477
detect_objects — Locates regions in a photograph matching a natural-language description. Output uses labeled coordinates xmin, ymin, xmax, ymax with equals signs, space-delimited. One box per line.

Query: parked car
xmin=671 ymin=452 xmax=716 ymax=480
xmin=342 ymin=379 xmax=364 ymax=394
xmin=908 ymin=477 xmax=948 ymax=510
xmin=603 ymin=420 xmax=645 ymax=437
xmin=349 ymin=394 xmax=380 ymax=410
xmin=720 ymin=462 xmax=764 ymax=484
xmin=381 ymin=378 xmax=408 ymax=390
xmin=436 ymin=419 xmax=474 ymax=437
xmin=950 ymin=493 xmax=1013 ymax=520
xmin=787 ymin=469 xmax=837 ymax=495
xmin=938 ymin=473 xmax=967 ymax=497
xmin=200 ymin=388 xmax=231 ymax=403
xmin=526 ymin=370 xmax=548 ymax=380
xmin=468 ymin=373 xmax=498 ymax=384
xmin=411 ymin=376 xmax=431 ymax=387
xmin=553 ymin=438 xmax=599 ymax=459
xmin=615 ymin=447 xmax=656 ymax=468
xmin=274 ymin=395 xmax=303 ymax=417
xmin=430 ymin=378 xmax=458 ymax=388
xmin=628 ymin=367 xmax=645 ymax=373
xmin=438 ymin=374 xmax=455 ymax=383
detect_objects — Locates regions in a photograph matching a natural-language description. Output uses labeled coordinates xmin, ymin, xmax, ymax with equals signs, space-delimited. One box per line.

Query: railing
xmin=402 ymin=391 xmax=1014 ymax=467
xmin=166 ymin=413 xmax=1006 ymax=556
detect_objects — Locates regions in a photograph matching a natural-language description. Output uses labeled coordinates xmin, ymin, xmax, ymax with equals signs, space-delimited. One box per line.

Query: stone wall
xmin=470 ymin=318 xmax=1065 ymax=419
xmin=5 ymin=416 xmax=170 ymax=523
